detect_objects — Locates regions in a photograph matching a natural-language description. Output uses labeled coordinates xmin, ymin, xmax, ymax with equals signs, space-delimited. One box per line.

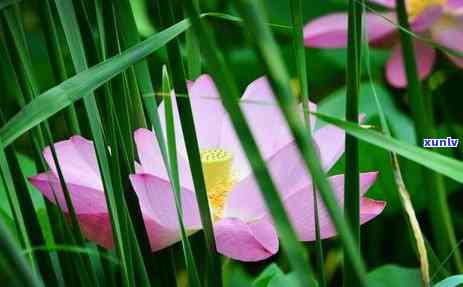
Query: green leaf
xmin=433 ymin=275 xmax=463 ymax=287
xmin=366 ymin=265 xmax=421 ymax=287
xmin=268 ymin=272 xmax=303 ymax=287
xmin=252 ymin=264 xmax=285 ymax=287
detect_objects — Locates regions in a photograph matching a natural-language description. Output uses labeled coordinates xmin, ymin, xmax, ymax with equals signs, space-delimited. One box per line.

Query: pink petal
xmin=29 ymin=173 xmax=114 ymax=249
xmin=445 ymin=0 xmax=463 ymax=13
xmin=313 ymin=114 xmax=366 ymax=172
xmin=280 ymin=172 xmax=384 ymax=241
xmin=42 ymin=136 xmax=102 ymax=190
xmin=224 ymin=128 xmax=349 ymax=221
xmin=214 ymin=217 xmax=279 ymax=261
xmin=314 ymin=125 xmax=345 ymax=172
xmin=431 ymin=17 xmax=463 ymax=67
xmin=28 ymin=172 xmax=107 ymax=214
xmin=133 ymin=128 xmax=193 ymax=190
xmin=368 ymin=0 xmax=396 ymax=8
xmin=129 ymin=173 xmax=201 ymax=230
xmin=130 ymin=173 xmax=203 ymax=251
xmin=304 ymin=13 xmax=396 ymax=48
xmin=386 ymin=42 xmax=436 ymax=88
xmin=410 ymin=6 xmax=443 ymax=32
xmin=224 ymin=175 xmax=266 ymax=221
xmin=219 ymin=77 xmax=316 ymax=180
xmin=157 ymin=91 xmax=187 ymax=156
xmin=224 ymin=142 xmax=308 ymax=221
xmin=304 ymin=13 xmax=349 ymax=48
xmin=187 ymin=74 xmax=227 ymax=148
xmin=158 ymin=75 xmax=225 ymax=156
xmin=78 ymin=213 xmax=114 ymax=249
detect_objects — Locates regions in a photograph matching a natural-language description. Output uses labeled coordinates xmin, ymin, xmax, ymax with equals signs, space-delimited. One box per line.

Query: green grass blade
xmin=362 ymin=19 xmax=430 ymax=284
xmin=344 ymin=0 xmax=362 ymax=284
xmin=156 ymin=1 xmax=222 ymax=285
xmin=185 ymin=0 xmax=201 ymax=79
xmin=2 ymin=146 xmax=55 ymax=284
xmin=395 ymin=0 xmax=463 ymax=271
xmin=181 ymin=1 xmax=316 ymax=286
xmin=289 ymin=0 xmax=325 ymax=285
xmin=231 ymin=1 xmax=367 ymax=285
xmin=162 ymin=66 xmax=202 ymax=287
xmin=0 ymin=12 xmax=285 ymax=146
xmin=3 ymin=4 xmax=100 ymax=285
xmin=36 ymin=0 xmax=81 ymax=135
xmin=0 ymin=145 xmax=34 ymax=263
xmin=100 ymin=4 xmax=156 ymax=282
xmin=0 ymin=218 xmax=44 ymax=287
xmin=0 ymin=17 xmax=190 ymax=147
xmin=52 ymin=1 xmax=137 ymax=284
xmin=313 ymin=112 xmax=463 ymax=185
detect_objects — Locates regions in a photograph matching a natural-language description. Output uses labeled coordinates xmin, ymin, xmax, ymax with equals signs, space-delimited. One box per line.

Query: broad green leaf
xmin=433 ymin=275 xmax=463 ymax=287
xmin=367 ymin=265 xmax=421 ymax=287
xmin=252 ymin=264 xmax=285 ymax=287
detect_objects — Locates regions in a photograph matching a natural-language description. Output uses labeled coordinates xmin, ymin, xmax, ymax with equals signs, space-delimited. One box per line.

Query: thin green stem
xmin=344 ymin=0 xmax=362 ymax=285
xmin=395 ymin=0 xmax=463 ymax=272
xmin=289 ymin=0 xmax=326 ymax=285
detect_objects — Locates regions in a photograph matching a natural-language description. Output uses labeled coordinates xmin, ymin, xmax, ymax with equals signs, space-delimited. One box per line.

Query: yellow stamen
xmin=200 ymin=149 xmax=234 ymax=221
xmin=406 ymin=0 xmax=446 ymax=20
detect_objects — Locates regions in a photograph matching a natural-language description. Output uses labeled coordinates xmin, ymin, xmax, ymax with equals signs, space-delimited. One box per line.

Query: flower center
xmin=200 ymin=149 xmax=234 ymax=221
xmin=406 ymin=0 xmax=446 ymax=19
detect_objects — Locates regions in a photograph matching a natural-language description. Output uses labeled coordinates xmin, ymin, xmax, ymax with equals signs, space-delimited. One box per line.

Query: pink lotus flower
xmin=29 ymin=75 xmax=385 ymax=262
xmin=304 ymin=0 xmax=463 ymax=88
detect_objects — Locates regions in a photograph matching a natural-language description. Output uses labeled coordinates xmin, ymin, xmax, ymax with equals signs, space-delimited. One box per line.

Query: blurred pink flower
xmin=304 ymin=0 xmax=463 ymax=88
xmin=29 ymin=75 xmax=385 ymax=262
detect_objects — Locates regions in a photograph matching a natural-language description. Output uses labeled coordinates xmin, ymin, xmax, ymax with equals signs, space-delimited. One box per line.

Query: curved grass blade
xmin=0 ymin=12 xmax=286 ymax=147
xmin=312 ymin=112 xmax=463 ymax=185
xmin=0 ymin=17 xmax=190 ymax=147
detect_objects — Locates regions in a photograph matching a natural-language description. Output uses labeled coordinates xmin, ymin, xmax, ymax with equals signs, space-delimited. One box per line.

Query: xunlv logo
xmin=423 ymin=137 xmax=459 ymax=148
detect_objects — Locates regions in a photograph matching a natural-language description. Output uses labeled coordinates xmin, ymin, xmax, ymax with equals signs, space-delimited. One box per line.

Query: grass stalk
xmin=395 ymin=0 xmax=463 ymax=271
xmin=157 ymin=1 xmax=222 ymax=286
xmin=162 ymin=67 xmax=202 ymax=287
xmin=344 ymin=0 xmax=362 ymax=285
xmin=289 ymin=0 xmax=326 ymax=285
xmin=0 ymin=218 xmax=44 ymax=287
